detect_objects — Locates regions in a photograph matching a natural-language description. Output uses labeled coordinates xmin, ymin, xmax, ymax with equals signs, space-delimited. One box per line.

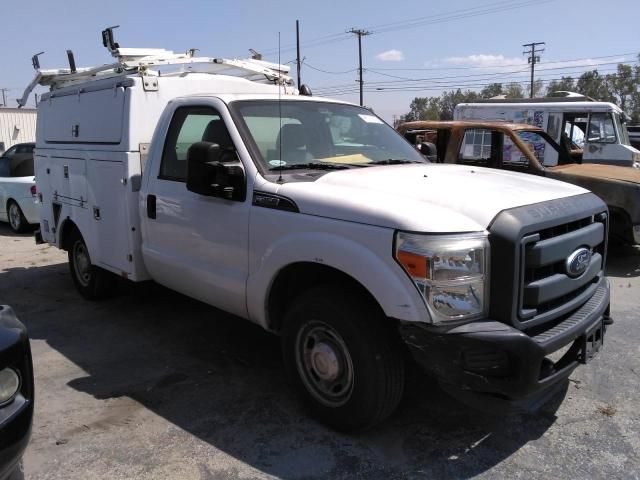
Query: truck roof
xmin=456 ymin=101 xmax=624 ymax=114
xmin=398 ymin=119 xmax=541 ymax=133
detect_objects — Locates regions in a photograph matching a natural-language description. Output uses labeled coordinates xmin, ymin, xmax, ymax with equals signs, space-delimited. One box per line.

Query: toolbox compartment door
xmin=41 ymin=87 xmax=126 ymax=144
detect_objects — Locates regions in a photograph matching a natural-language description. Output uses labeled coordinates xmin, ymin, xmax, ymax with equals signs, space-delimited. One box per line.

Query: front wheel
xmin=282 ymin=285 xmax=405 ymax=432
xmin=7 ymin=201 xmax=29 ymax=233
xmin=68 ymin=229 xmax=117 ymax=300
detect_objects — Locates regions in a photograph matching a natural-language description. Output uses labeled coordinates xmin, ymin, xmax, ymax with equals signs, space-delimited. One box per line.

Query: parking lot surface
xmin=1 ymin=224 xmax=638 ymax=479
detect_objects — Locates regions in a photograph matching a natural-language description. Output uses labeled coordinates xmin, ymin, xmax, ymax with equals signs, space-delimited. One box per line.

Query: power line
xmin=260 ymin=0 xmax=551 ymax=57
xmin=369 ymin=52 xmax=639 ymax=72
xmin=312 ymin=60 xmax=638 ymax=93
xmin=313 ymin=66 xmax=634 ymax=96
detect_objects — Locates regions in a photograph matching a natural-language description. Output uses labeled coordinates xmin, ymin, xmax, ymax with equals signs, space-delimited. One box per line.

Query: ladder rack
xmin=19 ymin=27 xmax=294 ymax=107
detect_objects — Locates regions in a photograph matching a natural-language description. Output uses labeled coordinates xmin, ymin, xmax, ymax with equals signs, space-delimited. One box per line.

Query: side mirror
xmin=186 ymin=142 xmax=246 ymax=201
xmin=419 ymin=142 xmax=437 ymax=161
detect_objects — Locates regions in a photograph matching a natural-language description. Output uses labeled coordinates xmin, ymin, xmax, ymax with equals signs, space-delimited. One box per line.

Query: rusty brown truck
xmin=398 ymin=120 xmax=640 ymax=244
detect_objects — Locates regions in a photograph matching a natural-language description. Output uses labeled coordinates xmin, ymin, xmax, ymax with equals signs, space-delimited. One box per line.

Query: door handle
xmin=147 ymin=194 xmax=156 ymax=219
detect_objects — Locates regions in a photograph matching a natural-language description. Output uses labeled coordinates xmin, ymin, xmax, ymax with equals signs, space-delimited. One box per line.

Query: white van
xmin=454 ymin=94 xmax=640 ymax=167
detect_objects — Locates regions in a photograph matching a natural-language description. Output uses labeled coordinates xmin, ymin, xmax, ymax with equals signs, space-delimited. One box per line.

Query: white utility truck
xmin=22 ymin=29 xmax=612 ymax=431
xmin=454 ymin=93 xmax=640 ymax=167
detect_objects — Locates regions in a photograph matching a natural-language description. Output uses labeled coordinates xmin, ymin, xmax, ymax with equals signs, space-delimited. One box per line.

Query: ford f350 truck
xmin=20 ymin=29 xmax=612 ymax=431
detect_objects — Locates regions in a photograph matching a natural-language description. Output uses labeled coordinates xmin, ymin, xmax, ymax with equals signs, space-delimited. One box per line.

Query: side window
xmin=458 ymin=129 xmax=493 ymax=166
xmin=587 ymin=113 xmax=616 ymax=143
xmin=160 ymin=107 xmax=233 ymax=181
xmin=2 ymin=146 xmax=17 ymax=159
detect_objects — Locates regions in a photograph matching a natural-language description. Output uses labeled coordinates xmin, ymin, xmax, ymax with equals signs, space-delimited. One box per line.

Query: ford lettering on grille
xmin=566 ymin=248 xmax=592 ymax=278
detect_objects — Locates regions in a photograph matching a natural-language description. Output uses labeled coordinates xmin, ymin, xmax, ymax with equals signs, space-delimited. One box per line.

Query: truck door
xmin=141 ymin=104 xmax=250 ymax=319
xmin=583 ymin=112 xmax=614 ymax=163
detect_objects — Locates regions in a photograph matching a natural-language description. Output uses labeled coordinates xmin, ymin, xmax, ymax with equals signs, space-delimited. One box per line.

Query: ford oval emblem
xmin=565 ymin=248 xmax=592 ymax=278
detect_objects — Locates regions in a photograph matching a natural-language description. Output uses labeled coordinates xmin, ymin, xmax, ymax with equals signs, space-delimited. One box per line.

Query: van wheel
xmin=68 ymin=229 xmax=117 ymax=300
xmin=7 ymin=201 xmax=28 ymax=233
xmin=282 ymin=285 xmax=405 ymax=432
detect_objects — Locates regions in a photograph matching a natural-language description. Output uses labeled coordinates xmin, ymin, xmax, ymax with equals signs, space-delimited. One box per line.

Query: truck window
xmin=458 ymin=129 xmax=493 ymax=166
xmin=160 ymin=107 xmax=233 ymax=181
xmin=587 ymin=113 xmax=616 ymax=144
xmin=514 ymin=131 xmax=559 ymax=167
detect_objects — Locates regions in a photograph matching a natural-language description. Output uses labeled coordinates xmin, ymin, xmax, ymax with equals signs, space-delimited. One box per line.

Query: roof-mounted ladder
xmin=18 ymin=26 xmax=293 ymax=107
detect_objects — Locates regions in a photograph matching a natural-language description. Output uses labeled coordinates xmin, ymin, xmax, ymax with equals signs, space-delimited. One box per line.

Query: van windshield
xmin=231 ymin=101 xmax=425 ymax=171
xmin=614 ymin=113 xmax=631 ymax=145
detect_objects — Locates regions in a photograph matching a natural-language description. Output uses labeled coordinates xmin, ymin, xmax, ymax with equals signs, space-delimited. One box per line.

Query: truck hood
xmin=549 ymin=163 xmax=640 ymax=184
xmin=276 ymin=164 xmax=588 ymax=232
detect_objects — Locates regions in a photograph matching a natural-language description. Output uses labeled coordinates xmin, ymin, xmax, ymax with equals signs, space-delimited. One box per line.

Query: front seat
xmin=275 ymin=124 xmax=313 ymax=164
xmin=202 ymin=119 xmax=234 ymax=149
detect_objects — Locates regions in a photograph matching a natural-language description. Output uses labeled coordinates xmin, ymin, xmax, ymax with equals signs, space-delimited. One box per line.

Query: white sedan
xmin=0 ymin=143 xmax=39 ymax=233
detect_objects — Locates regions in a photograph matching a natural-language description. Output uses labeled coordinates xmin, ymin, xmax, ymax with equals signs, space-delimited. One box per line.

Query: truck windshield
xmin=231 ymin=101 xmax=425 ymax=171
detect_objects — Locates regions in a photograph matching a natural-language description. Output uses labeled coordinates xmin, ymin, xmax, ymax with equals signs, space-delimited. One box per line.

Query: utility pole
xmin=296 ymin=20 xmax=302 ymax=87
xmin=0 ymin=88 xmax=8 ymax=107
xmin=348 ymin=28 xmax=372 ymax=106
xmin=522 ymin=42 xmax=545 ymax=98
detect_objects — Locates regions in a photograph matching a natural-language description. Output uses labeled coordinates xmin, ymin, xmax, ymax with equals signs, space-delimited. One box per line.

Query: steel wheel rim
xmin=72 ymin=241 xmax=92 ymax=287
xmin=295 ymin=321 xmax=354 ymax=407
xmin=8 ymin=203 xmax=21 ymax=230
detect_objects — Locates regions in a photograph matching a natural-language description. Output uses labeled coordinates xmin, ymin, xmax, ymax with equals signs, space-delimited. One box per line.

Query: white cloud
xmin=444 ymin=54 xmax=526 ymax=68
xmin=376 ymin=49 xmax=404 ymax=62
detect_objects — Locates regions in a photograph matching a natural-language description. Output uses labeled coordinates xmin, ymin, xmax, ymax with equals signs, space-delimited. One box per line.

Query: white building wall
xmin=0 ymin=108 xmax=37 ymax=153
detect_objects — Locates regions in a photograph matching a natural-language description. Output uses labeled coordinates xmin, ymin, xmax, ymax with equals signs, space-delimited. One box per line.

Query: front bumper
xmin=399 ymin=278 xmax=610 ymax=413
xmin=0 ymin=306 xmax=33 ymax=480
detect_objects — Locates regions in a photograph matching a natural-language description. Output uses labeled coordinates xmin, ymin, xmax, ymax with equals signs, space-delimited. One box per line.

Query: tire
xmin=282 ymin=285 xmax=405 ymax=432
xmin=7 ymin=201 xmax=29 ymax=233
xmin=67 ymin=229 xmax=117 ymax=300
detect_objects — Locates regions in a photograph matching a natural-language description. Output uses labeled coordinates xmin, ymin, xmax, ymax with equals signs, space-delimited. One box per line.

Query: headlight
xmin=394 ymin=232 xmax=489 ymax=324
xmin=0 ymin=367 xmax=20 ymax=406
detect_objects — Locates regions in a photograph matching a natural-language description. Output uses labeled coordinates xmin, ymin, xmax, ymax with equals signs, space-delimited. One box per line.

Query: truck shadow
xmin=605 ymin=243 xmax=640 ymax=278
xmin=3 ymin=262 xmax=559 ymax=479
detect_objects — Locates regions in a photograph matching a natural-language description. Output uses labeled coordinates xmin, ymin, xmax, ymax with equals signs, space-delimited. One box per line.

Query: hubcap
xmin=296 ymin=321 xmax=354 ymax=407
xmin=73 ymin=241 xmax=92 ymax=287
xmin=8 ymin=204 xmax=20 ymax=230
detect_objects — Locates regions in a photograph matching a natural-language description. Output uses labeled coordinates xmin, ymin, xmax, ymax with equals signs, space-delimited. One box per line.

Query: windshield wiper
xmin=269 ymin=162 xmax=352 ymax=171
xmin=369 ymin=158 xmax=422 ymax=165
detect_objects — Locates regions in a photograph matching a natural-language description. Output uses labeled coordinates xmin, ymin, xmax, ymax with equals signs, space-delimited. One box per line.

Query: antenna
xmin=278 ymin=31 xmax=283 ymax=183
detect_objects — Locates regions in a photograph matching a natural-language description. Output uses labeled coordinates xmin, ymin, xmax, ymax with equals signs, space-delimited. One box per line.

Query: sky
xmin=1 ymin=0 xmax=638 ymax=122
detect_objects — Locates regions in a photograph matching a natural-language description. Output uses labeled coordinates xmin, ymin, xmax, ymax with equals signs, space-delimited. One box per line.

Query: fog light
xmin=0 ymin=368 xmax=20 ymax=406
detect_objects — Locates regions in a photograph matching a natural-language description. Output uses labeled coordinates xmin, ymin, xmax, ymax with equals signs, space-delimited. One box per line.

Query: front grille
xmin=487 ymin=193 xmax=609 ymax=331
xmin=518 ymin=213 xmax=607 ymax=326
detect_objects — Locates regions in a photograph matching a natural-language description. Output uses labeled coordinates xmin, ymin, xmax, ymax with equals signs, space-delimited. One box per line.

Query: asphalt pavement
xmin=0 ymin=224 xmax=638 ymax=479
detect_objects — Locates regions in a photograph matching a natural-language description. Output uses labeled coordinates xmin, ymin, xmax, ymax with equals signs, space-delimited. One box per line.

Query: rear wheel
xmin=7 ymin=201 xmax=28 ymax=233
xmin=282 ymin=285 xmax=405 ymax=432
xmin=68 ymin=229 xmax=117 ymax=300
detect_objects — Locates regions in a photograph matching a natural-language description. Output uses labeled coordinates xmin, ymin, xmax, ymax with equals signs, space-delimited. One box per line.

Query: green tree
xmin=546 ymin=76 xmax=576 ymax=95
xmin=606 ymin=64 xmax=635 ymax=112
xmin=439 ymin=89 xmax=479 ymax=119
xmin=575 ymin=70 xmax=614 ymax=102
xmin=402 ymin=97 xmax=441 ymax=121
xmin=480 ymin=83 xmax=503 ymax=98
xmin=504 ymin=82 xmax=525 ymax=98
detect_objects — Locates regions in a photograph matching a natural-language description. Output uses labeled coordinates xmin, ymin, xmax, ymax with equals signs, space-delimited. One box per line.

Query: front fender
xmin=246 ymin=211 xmax=430 ymax=329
